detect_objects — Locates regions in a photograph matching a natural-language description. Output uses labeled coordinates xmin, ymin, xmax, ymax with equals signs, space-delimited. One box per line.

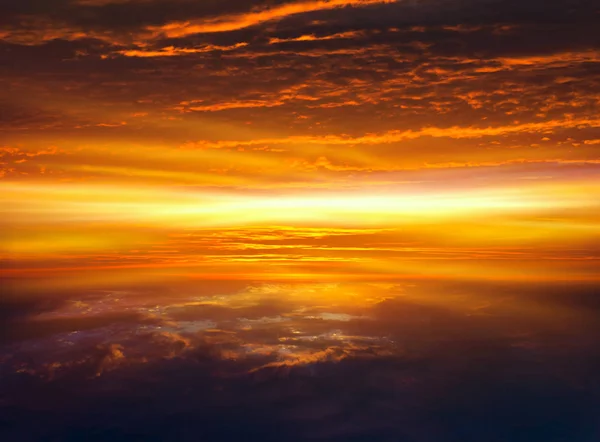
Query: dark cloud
xmin=0 ymin=287 xmax=66 ymax=323
xmin=1 ymin=0 xmax=597 ymax=153
xmin=0 ymin=0 xmax=276 ymax=28
xmin=2 ymin=0 xmax=596 ymax=31
xmin=2 ymin=280 xmax=600 ymax=441
xmin=0 ymin=311 xmax=161 ymax=344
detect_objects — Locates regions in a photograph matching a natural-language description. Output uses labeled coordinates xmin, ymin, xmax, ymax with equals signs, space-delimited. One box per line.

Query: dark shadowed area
xmin=1 ymin=279 xmax=600 ymax=441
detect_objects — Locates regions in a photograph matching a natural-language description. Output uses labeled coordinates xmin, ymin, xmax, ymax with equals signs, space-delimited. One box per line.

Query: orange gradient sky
xmin=2 ymin=0 xmax=599 ymax=294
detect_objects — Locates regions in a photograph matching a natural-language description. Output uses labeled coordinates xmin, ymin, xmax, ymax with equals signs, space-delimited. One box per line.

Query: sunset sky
xmin=1 ymin=1 xmax=600 ymax=441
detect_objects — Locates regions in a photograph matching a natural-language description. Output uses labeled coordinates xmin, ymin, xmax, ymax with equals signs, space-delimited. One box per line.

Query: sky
xmin=1 ymin=1 xmax=600 ymax=441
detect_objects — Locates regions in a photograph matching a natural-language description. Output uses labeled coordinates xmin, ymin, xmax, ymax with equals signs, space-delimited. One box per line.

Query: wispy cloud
xmin=147 ymin=0 xmax=396 ymax=38
xmin=182 ymin=117 xmax=600 ymax=149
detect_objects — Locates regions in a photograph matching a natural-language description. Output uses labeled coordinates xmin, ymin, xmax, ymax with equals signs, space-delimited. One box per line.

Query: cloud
xmin=146 ymin=0 xmax=396 ymax=38
xmin=2 ymin=280 xmax=600 ymax=441
xmin=182 ymin=116 xmax=600 ymax=149
xmin=112 ymin=42 xmax=249 ymax=57
xmin=0 ymin=312 xmax=161 ymax=345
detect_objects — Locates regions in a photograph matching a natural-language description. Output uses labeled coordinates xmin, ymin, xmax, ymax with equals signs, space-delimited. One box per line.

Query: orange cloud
xmin=181 ymin=117 xmax=600 ymax=149
xmin=498 ymin=50 xmax=600 ymax=68
xmin=269 ymin=30 xmax=363 ymax=44
xmin=113 ymin=43 xmax=249 ymax=58
xmin=147 ymin=0 xmax=396 ymax=38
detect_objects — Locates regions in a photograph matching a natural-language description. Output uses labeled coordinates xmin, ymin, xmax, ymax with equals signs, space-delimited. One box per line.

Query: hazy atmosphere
xmin=2 ymin=0 xmax=599 ymax=440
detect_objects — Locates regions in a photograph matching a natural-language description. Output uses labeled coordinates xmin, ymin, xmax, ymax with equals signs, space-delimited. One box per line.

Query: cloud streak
xmin=182 ymin=117 xmax=600 ymax=149
xmin=147 ymin=0 xmax=397 ymax=38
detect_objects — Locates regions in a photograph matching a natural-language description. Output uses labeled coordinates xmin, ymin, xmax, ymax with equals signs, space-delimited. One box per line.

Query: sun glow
xmin=3 ymin=176 xmax=599 ymax=290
